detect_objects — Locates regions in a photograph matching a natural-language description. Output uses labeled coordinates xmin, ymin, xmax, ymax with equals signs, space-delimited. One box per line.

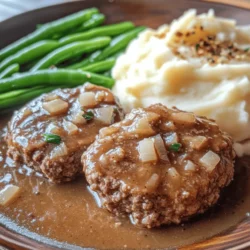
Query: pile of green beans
xmin=31 ymin=37 xmax=111 ymax=71
xmin=67 ymin=26 xmax=145 ymax=69
xmin=0 ymin=7 xmax=146 ymax=110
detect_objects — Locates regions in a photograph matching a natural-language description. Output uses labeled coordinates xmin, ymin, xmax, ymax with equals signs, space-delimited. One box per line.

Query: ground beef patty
xmin=6 ymin=83 xmax=124 ymax=183
xmin=82 ymin=104 xmax=235 ymax=228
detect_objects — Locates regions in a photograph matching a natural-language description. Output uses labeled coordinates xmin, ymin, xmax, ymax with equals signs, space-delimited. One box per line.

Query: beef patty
xmin=82 ymin=104 xmax=235 ymax=228
xmin=6 ymin=83 xmax=124 ymax=183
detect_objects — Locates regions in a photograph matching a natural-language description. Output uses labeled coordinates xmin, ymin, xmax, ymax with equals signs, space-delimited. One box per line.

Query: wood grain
xmin=0 ymin=0 xmax=250 ymax=249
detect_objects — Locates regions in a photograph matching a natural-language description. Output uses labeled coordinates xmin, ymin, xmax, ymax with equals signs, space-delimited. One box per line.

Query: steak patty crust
xmin=82 ymin=104 xmax=235 ymax=228
xmin=6 ymin=83 xmax=124 ymax=183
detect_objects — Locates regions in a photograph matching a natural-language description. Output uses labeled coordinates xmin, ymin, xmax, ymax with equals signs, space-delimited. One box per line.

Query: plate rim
xmin=0 ymin=0 xmax=250 ymax=249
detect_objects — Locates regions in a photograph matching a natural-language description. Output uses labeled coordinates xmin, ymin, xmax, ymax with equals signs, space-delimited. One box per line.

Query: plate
xmin=0 ymin=0 xmax=250 ymax=249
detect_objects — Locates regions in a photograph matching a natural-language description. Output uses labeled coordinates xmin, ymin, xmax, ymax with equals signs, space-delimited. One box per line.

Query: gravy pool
xmin=0 ymin=113 xmax=250 ymax=249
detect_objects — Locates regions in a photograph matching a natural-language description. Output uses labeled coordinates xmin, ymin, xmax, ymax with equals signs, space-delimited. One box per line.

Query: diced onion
xmin=50 ymin=143 xmax=68 ymax=159
xmin=146 ymin=112 xmax=160 ymax=122
xmin=71 ymin=111 xmax=87 ymax=125
xmin=46 ymin=123 xmax=62 ymax=135
xmin=189 ymin=136 xmax=208 ymax=150
xmin=153 ymin=134 xmax=169 ymax=162
xmin=84 ymin=83 xmax=95 ymax=91
xmin=78 ymin=92 xmax=97 ymax=107
xmin=162 ymin=121 xmax=176 ymax=130
xmin=184 ymin=160 xmax=196 ymax=171
xmin=99 ymin=126 xmax=119 ymax=137
xmin=145 ymin=173 xmax=160 ymax=192
xmin=0 ymin=185 xmax=21 ymax=206
xmin=43 ymin=94 xmax=59 ymax=102
xmin=131 ymin=117 xmax=155 ymax=136
xmin=95 ymin=91 xmax=106 ymax=102
xmin=138 ymin=138 xmax=158 ymax=163
xmin=167 ymin=167 xmax=180 ymax=179
xmin=171 ymin=112 xmax=195 ymax=124
xmin=199 ymin=150 xmax=220 ymax=172
xmin=95 ymin=107 xmax=114 ymax=125
xmin=22 ymin=108 xmax=32 ymax=118
xmin=63 ymin=120 xmax=78 ymax=135
xmin=43 ymin=99 xmax=69 ymax=116
xmin=164 ymin=132 xmax=178 ymax=145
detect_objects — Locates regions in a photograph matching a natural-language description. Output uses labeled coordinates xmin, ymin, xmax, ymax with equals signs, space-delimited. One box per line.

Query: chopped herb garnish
xmin=244 ymin=48 xmax=250 ymax=52
xmin=42 ymin=133 xmax=61 ymax=144
xmin=169 ymin=143 xmax=181 ymax=152
xmin=83 ymin=110 xmax=94 ymax=121
xmin=195 ymin=43 xmax=200 ymax=51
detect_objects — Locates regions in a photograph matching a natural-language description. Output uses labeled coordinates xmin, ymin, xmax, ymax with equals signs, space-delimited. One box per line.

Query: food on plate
xmin=6 ymin=83 xmax=124 ymax=183
xmin=81 ymin=57 xmax=116 ymax=73
xmin=0 ymin=63 xmax=20 ymax=79
xmin=0 ymin=8 xmax=99 ymax=60
xmin=0 ymin=8 xmax=145 ymax=110
xmin=72 ymin=13 xmax=105 ymax=33
xmin=58 ymin=21 xmax=134 ymax=45
xmin=0 ymin=4 xmax=249 ymax=249
xmin=82 ymin=104 xmax=235 ymax=228
xmin=0 ymin=185 xmax=21 ymax=206
xmin=0 ymin=70 xmax=114 ymax=110
xmin=30 ymin=37 xmax=111 ymax=71
xmin=112 ymin=9 xmax=250 ymax=155
xmin=67 ymin=26 xmax=146 ymax=69
xmin=0 ymin=21 xmax=136 ymax=72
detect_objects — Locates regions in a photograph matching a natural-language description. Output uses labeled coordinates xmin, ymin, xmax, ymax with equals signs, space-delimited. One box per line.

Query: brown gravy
xmin=0 ymin=112 xmax=250 ymax=249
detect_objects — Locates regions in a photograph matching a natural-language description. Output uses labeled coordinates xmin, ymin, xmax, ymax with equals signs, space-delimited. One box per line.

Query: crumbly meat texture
xmin=6 ymin=84 xmax=124 ymax=183
xmin=82 ymin=104 xmax=235 ymax=228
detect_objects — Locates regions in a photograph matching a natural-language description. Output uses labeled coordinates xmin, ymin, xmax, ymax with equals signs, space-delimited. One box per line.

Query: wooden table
xmin=1 ymin=0 xmax=250 ymax=22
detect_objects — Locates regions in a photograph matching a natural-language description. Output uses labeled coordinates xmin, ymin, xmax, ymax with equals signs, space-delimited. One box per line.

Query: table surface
xmin=1 ymin=0 xmax=250 ymax=22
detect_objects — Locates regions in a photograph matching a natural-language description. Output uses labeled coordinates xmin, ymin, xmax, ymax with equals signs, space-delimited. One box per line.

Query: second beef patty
xmin=82 ymin=104 xmax=235 ymax=228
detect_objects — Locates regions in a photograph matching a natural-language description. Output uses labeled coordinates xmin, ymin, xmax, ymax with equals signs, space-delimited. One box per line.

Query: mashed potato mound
xmin=112 ymin=9 xmax=250 ymax=155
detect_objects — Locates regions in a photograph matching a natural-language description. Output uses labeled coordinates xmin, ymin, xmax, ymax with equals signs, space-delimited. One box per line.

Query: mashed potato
xmin=112 ymin=9 xmax=250 ymax=156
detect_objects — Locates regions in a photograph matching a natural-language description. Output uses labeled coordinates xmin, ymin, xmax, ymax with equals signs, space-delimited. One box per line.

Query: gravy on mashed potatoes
xmin=112 ymin=9 xmax=250 ymax=156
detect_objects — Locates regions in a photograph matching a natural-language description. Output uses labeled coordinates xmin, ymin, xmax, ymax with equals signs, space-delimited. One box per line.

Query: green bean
xmin=67 ymin=26 xmax=145 ymax=69
xmin=59 ymin=21 xmax=134 ymax=45
xmin=31 ymin=37 xmax=111 ymax=71
xmin=0 ymin=83 xmax=79 ymax=102
xmin=0 ymin=64 xmax=19 ymax=79
xmin=74 ymin=13 xmax=105 ymax=33
xmin=0 ymin=89 xmax=26 ymax=101
xmin=38 ymin=13 xmax=104 ymax=38
xmin=103 ymin=71 xmax=112 ymax=78
xmin=58 ymin=55 xmax=83 ymax=67
xmin=0 ymin=87 xmax=56 ymax=110
xmin=66 ymin=51 xmax=101 ymax=69
xmin=0 ymin=40 xmax=59 ymax=72
xmin=0 ymin=8 xmax=99 ymax=61
xmin=66 ymin=58 xmax=88 ymax=69
xmin=0 ymin=69 xmax=114 ymax=94
xmin=81 ymin=58 xmax=115 ymax=73
xmin=93 ymin=26 xmax=145 ymax=61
